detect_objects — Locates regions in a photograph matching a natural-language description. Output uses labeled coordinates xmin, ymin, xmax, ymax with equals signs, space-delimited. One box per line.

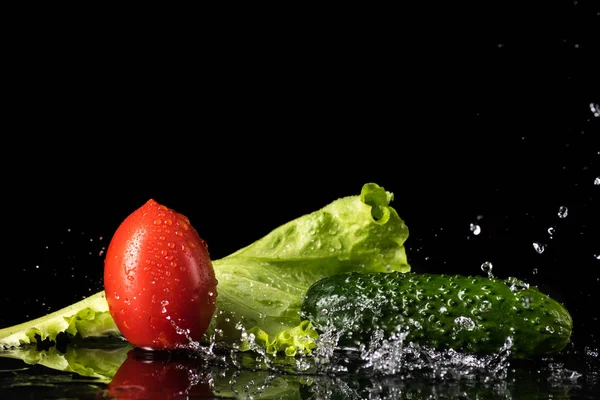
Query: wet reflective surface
xmin=1 ymin=338 xmax=599 ymax=399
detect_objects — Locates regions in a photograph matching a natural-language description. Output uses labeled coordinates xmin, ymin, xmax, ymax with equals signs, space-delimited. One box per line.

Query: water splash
xmin=506 ymin=277 xmax=530 ymax=291
xmin=302 ymin=292 xmax=517 ymax=381
xmin=533 ymin=242 xmax=545 ymax=254
xmin=547 ymin=362 xmax=583 ymax=383
xmin=359 ymin=333 xmax=512 ymax=380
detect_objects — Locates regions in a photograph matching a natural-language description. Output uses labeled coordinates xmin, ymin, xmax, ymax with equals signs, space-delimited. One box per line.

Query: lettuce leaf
xmin=209 ymin=182 xmax=410 ymax=355
xmin=0 ymin=183 xmax=410 ymax=356
xmin=0 ymin=291 xmax=123 ymax=349
xmin=0 ymin=342 xmax=132 ymax=383
xmin=0 ymin=343 xmax=313 ymax=398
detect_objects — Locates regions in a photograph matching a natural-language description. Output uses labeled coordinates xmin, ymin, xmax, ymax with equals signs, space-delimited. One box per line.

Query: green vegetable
xmin=208 ymin=182 xmax=410 ymax=355
xmin=1 ymin=183 xmax=411 ymax=356
xmin=0 ymin=343 xmax=314 ymax=399
xmin=301 ymin=271 xmax=573 ymax=358
xmin=0 ymin=291 xmax=122 ymax=349
xmin=0 ymin=342 xmax=132 ymax=383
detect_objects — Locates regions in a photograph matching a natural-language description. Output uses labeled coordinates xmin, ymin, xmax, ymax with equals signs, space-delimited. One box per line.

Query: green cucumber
xmin=301 ymin=272 xmax=572 ymax=358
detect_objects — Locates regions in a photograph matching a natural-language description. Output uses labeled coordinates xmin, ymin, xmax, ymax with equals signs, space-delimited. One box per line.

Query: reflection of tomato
xmin=104 ymin=199 xmax=218 ymax=350
xmin=107 ymin=348 xmax=213 ymax=399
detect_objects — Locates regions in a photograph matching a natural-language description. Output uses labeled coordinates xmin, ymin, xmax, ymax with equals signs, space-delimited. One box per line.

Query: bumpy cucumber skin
xmin=301 ymin=272 xmax=572 ymax=358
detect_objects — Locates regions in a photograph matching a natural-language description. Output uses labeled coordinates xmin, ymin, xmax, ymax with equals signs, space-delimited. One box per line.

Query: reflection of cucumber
xmin=301 ymin=272 xmax=572 ymax=358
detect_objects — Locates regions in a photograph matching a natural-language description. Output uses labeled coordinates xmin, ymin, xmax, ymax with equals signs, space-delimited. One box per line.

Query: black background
xmin=2 ymin=2 xmax=599 ymax=352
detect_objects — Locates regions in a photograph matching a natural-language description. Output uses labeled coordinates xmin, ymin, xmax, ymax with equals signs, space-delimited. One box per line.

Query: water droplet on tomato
xmin=154 ymin=218 xmax=162 ymax=225
xmin=175 ymin=231 xmax=183 ymax=237
xmin=167 ymin=242 xmax=175 ymax=249
xmin=161 ymin=300 xmax=169 ymax=306
xmin=178 ymin=220 xmax=189 ymax=231
xmin=165 ymin=218 xmax=173 ymax=226
xmin=127 ymin=275 xmax=134 ymax=281
xmin=159 ymin=235 xmax=166 ymax=241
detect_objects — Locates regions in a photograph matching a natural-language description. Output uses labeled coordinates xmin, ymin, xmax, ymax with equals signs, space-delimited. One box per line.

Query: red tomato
xmin=107 ymin=348 xmax=213 ymax=399
xmin=104 ymin=199 xmax=218 ymax=350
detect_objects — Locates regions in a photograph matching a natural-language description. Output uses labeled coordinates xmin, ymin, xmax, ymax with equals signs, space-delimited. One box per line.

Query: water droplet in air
xmin=481 ymin=261 xmax=494 ymax=278
xmin=557 ymin=206 xmax=568 ymax=218
xmin=470 ymin=223 xmax=481 ymax=235
xmin=590 ymin=103 xmax=600 ymax=117
xmin=595 ymin=177 xmax=600 ymax=185
xmin=548 ymin=226 xmax=555 ymax=237
xmin=532 ymin=268 xmax=538 ymax=275
xmin=533 ymin=242 xmax=545 ymax=254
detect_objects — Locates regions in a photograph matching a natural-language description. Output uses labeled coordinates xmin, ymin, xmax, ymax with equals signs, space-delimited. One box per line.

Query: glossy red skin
xmin=104 ymin=199 xmax=217 ymax=350
xmin=107 ymin=348 xmax=213 ymax=399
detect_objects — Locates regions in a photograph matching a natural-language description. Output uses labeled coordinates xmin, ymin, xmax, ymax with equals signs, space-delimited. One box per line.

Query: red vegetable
xmin=108 ymin=348 xmax=213 ymax=399
xmin=104 ymin=199 xmax=217 ymax=350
